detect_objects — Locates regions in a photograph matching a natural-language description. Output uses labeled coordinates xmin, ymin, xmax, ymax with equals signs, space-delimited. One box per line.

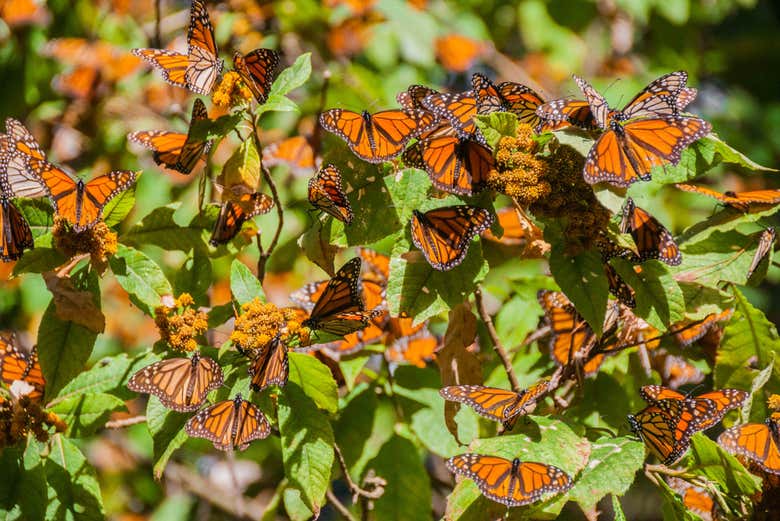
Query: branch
xmin=104 ymin=415 xmax=146 ymax=429
xmin=334 ymin=443 xmax=386 ymax=502
xmin=165 ymin=463 xmax=263 ymax=520
xmin=326 ymin=489 xmax=358 ymax=521
xmin=257 ymin=165 xmax=284 ymax=282
xmin=474 ymin=287 xmax=521 ymax=393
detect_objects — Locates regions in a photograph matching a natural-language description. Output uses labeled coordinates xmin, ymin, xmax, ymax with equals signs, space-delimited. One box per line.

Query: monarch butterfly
xmin=440 ymin=379 xmax=549 ymax=429
xmin=209 ymin=192 xmax=274 ymax=246
xmin=301 ymin=257 xmax=376 ymax=337
xmin=232 ymin=48 xmax=280 ymax=104
xmin=2 ymin=118 xmax=49 ymax=199
xmin=263 ymin=136 xmax=315 ymax=174
xmin=649 ymin=349 xmax=704 ymax=389
xmin=575 ymin=74 xmax=711 ymax=187
xmin=358 ymin=247 xmax=390 ymax=283
xmin=718 ymin=414 xmax=780 ymax=476
xmin=672 ymin=309 xmax=733 ymax=347
xmin=604 ymin=263 xmax=636 ymax=308
xmin=302 ymin=318 xmax=386 ymax=360
xmin=617 ymin=308 xmax=661 ymax=352
xmin=128 ymin=98 xmax=211 ymax=174
xmin=291 ymin=274 xmax=385 ymax=315
xmin=620 ymin=197 xmax=681 ymax=266
xmin=675 ymin=183 xmax=780 ymax=213
xmin=446 ymin=453 xmax=573 ymax=507
xmin=132 ymin=0 xmax=222 ymax=95
xmin=421 ymin=91 xmax=485 ymax=144
xmin=403 ymin=135 xmax=492 ymax=196
xmin=666 ymin=477 xmax=719 ymax=521
xmin=384 ymin=317 xmax=438 ymax=368
xmin=410 ymin=205 xmax=493 ymax=271
xmin=471 ymin=73 xmax=546 ymax=129
xmin=185 ymin=394 xmax=271 ymax=451
xmin=0 ymin=195 xmax=34 ymax=262
xmin=639 ymin=384 xmax=748 ymax=431
xmin=396 ymin=85 xmax=439 ymax=111
xmin=22 ymin=157 xmax=136 ymax=232
xmin=126 ymin=352 xmax=223 ymax=412
xmin=0 ymin=335 xmax=44 ymax=401
xmin=747 ymin=227 xmax=776 ymax=281
xmin=245 ymin=334 xmax=288 ymax=392
xmin=537 ymin=290 xmax=618 ymax=376
xmin=308 ymin=164 xmax=353 ymax=224
xmin=434 ymin=34 xmax=485 ymax=73
xmin=319 ymin=108 xmax=437 ymax=163
xmin=534 ymin=98 xmax=599 ymax=132
xmin=628 ymin=404 xmax=691 ymax=465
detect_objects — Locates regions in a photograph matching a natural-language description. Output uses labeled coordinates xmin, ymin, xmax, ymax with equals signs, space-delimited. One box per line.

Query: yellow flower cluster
xmin=488 ymin=127 xmax=551 ymax=205
xmin=212 ymin=71 xmax=252 ymax=108
xmin=154 ymin=293 xmax=208 ymax=352
xmin=53 ymin=218 xmax=118 ymax=273
xmin=768 ymin=394 xmax=780 ymax=411
xmin=0 ymin=395 xmax=67 ymax=448
xmin=231 ymin=299 xmax=305 ymax=353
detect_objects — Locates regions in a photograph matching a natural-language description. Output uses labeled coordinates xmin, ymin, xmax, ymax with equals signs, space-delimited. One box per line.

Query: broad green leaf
xmin=220 ymin=137 xmax=261 ymax=190
xmin=612 ymin=258 xmax=685 ymax=329
xmin=44 ymin=436 xmax=104 ymax=520
xmin=146 ymin=397 xmax=189 ymax=479
xmin=16 ymin=198 xmax=54 ymax=237
xmin=12 ymin=246 xmax=66 ymax=275
xmin=547 ymin=238 xmax=607 ymax=335
xmin=474 ymin=112 xmax=518 ymax=148
xmin=37 ymin=302 xmax=98 ymax=400
xmin=109 ymin=244 xmax=172 ymax=316
xmin=0 ymin=443 xmax=47 ymax=521
xmin=335 ymin=386 xmax=395 ymax=481
xmin=298 ymin=220 xmax=339 ymax=274
xmin=288 ymin=353 xmax=338 ymax=413
xmin=124 ymin=204 xmax=206 ymax=252
xmin=677 ymin=229 xmax=768 ymax=287
xmin=278 ymin=382 xmax=334 ymax=514
xmin=567 ymin=436 xmax=645 ymax=511
xmin=715 ymin=287 xmax=780 ymax=392
xmin=445 ymin=416 xmax=588 ymax=520
xmin=102 ymin=178 xmax=138 ymax=228
xmin=282 ymin=487 xmax=316 ymax=521
xmin=189 ymin=112 xmax=244 ymax=141
xmin=258 ymin=53 xmax=312 ymax=116
xmin=207 ymin=303 xmax=234 ymax=329
xmin=50 ymin=392 xmax=126 ymax=437
xmin=230 ymin=259 xmax=265 ymax=305
xmin=369 ymin=435 xmax=432 ymax=521
xmin=678 ymin=283 xmax=734 ymax=321
xmin=338 ymin=354 xmax=371 ymax=392
xmin=174 ymin=252 xmax=212 ymax=305
xmin=684 ymin=434 xmax=761 ymax=496
xmin=694 ymin=134 xmax=775 ymax=173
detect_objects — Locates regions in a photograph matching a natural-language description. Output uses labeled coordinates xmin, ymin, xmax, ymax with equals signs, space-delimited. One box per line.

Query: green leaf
xmin=611 ymin=258 xmax=685 ymax=329
xmin=335 ymin=386 xmax=395 ymax=481
xmin=124 ymin=204 xmax=206 ymax=252
xmin=685 ymin=433 xmax=761 ymax=496
xmin=278 ymin=382 xmax=334 ymax=514
xmin=282 ymin=487 xmax=315 ymax=521
xmin=0 ymin=443 xmax=47 ymax=521
xmin=53 ymin=351 xmax=159 ymax=403
xmin=230 ymin=259 xmax=265 ymax=305
xmin=567 ymin=436 xmax=645 ymax=511
xmin=174 ymin=252 xmax=212 ymax=304
xmin=678 ymin=229 xmax=768 ymax=287
xmin=287 ymin=352 xmax=338 ymax=414
xmin=109 ymin=244 xmax=172 ymax=316
xmin=16 ymin=198 xmax=54 ymax=237
xmin=189 ymin=112 xmax=244 ymax=141
xmin=220 ymin=137 xmax=261 ymax=190
xmin=445 ymin=416 xmax=587 ymax=520
xmin=612 ymin=495 xmax=627 ymax=521
xmin=548 ymin=241 xmax=607 ymax=336
xmin=474 ymin=112 xmax=518 ymax=148
xmin=37 ymin=302 xmax=98 ymax=401
xmin=50 ymin=393 xmax=126 ymax=437
xmin=715 ymin=287 xmax=780 ymax=391
xmin=260 ymin=52 xmax=312 ymax=116
xmin=369 ymin=435 xmax=432 ymax=521
xmin=12 ymin=246 xmax=66 ymax=275
xmin=694 ymin=134 xmax=776 ymax=173
xmin=44 ymin=436 xmax=105 ymax=520
xmin=102 ymin=178 xmax=138 ymax=228
xmin=146 ymin=397 xmax=189 ymax=479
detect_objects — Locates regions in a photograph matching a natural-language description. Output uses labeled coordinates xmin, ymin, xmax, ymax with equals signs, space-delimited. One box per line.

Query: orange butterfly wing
xmin=404 ymin=135 xmax=492 ymax=196
xmin=718 ymin=419 xmax=780 ymax=475
xmin=308 ymin=164 xmax=353 ymax=223
xmin=747 ymin=227 xmax=776 ymax=280
xmin=421 ymin=91 xmax=484 ymax=142
xmin=535 ymin=99 xmax=598 ymax=132
xmin=232 ymin=48 xmax=280 ymax=103
xmin=410 ymin=205 xmax=493 ymax=271
xmin=128 ymin=131 xmax=188 ymax=168
xmin=209 ymin=192 xmax=274 ymax=246
xmin=676 ymin=183 xmax=780 ymax=212
xmin=185 ymin=394 xmax=271 ymax=451
xmin=604 ymin=263 xmax=636 ymax=308
xmin=263 ymin=136 xmax=315 ymax=173
xmin=127 ymin=353 xmax=223 ymax=412
xmin=620 ymin=197 xmax=681 ymax=265
xmin=247 ymin=335 xmax=289 ymax=392
xmin=0 ymin=196 xmax=34 ymax=262
xmin=672 ymin=309 xmax=733 ymax=347
xmin=0 ymin=337 xmax=45 ymax=401
xmin=131 ymin=48 xmax=190 ymax=89
xmin=629 ymin=404 xmax=689 ymax=465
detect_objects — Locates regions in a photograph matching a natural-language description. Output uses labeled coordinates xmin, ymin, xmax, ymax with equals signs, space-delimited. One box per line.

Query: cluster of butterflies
xmin=128 ymin=0 xmax=282 ymax=246
xmin=0 ymin=118 xmax=137 ymax=261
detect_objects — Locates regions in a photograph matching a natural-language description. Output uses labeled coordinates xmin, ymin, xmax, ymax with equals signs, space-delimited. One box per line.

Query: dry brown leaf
xmin=43 ymin=271 xmax=106 ymax=333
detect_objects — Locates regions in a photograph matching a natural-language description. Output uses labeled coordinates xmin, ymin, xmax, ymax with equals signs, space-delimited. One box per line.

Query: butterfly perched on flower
xmin=185 ymin=394 xmax=271 ymax=451
xmin=209 ymin=192 xmax=274 ymax=246
xmin=471 ymin=72 xmax=547 ymax=129
xmin=126 ymin=352 xmax=223 ymax=412
xmin=232 ymin=48 xmax=280 ymax=104
xmin=132 ymin=0 xmax=223 ymax=95
xmin=672 ymin=309 xmax=733 ymax=347
xmin=747 ymin=227 xmax=776 ymax=281
xmin=440 ymin=379 xmax=549 ymax=429
xmin=319 ymin=108 xmax=437 ymax=163
xmin=403 ymin=134 xmax=492 ymax=196
xmin=410 ymin=205 xmax=493 ymax=271
xmin=718 ymin=413 xmax=780 ymax=476
xmin=675 ymin=183 xmax=780 ymax=213
xmin=128 ymin=98 xmax=211 ymax=175
xmin=534 ymin=98 xmax=599 ymax=132
xmin=243 ymin=334 xmax=289 ymax=392
xmin=446 ymin=453 xmax=573 ymax=507
xmin=574 ymin=72 xmax=711 ymax=187
xmin=0 ymin=334 xmax=45 ymax=401
xmin=308 ymin=164 xmax=353 ymax=224
xmin=301 ymin=257 xmax=378 ymax=337
xmin=620 ymin=197 xmax=681 ymax=266
xmin=421 ymin=90 xmax=486 ymax=144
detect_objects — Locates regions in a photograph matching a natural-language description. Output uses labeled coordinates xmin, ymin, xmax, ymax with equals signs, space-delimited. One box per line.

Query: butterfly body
xmin=185 ymin=394 xmax=271 ymax=451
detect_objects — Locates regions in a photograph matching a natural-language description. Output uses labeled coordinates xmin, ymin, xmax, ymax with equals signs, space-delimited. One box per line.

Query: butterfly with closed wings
xmin=232 ymin=48 xmax=280 ymax=104
xmin=620 ymin=197 xmax=681 ymax=266
xmin=308 ymin=164 xmax=353 ymax=224
xmin=209 ymin=192 xmax=274 ymax=246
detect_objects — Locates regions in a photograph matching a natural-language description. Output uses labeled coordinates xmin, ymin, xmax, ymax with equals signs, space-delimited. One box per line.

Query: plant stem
xmin=326 ymin=489 xmax=357 ymax=521
xmin=104 ymin=416 xmax=146 ymax=429
xmin=474 ymin=287 xmax=521 ymax=393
